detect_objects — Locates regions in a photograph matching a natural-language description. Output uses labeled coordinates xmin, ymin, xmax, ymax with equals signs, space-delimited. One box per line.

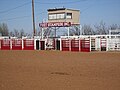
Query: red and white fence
xmin=0 ymin=35 xmax=120 ymax=52
xmin=0 ymin=39 xmax=34 ymax=50
xmin=61 ymin=38 xmax=90 ymax=52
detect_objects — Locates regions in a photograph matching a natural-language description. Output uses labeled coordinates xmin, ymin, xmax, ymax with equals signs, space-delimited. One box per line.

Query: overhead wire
xmin=0 ymin=0 xmax=87 ymax=14
xmin=80 ymin=4 xmax=94 ymax=14
xmin=35 ymin=0 xmax=88 ymax=4
xmin=0 ymin=1 xmax=32 ymax=21
xmin=0 ymin=0 xmax=90 ymax=22
xmin=0 ymin=15 xmax=31 ymax=21
xmin=0 ymin=1 xmax=31 ymax=14
xmin=0 ymin=12 xmax=46 ymax=22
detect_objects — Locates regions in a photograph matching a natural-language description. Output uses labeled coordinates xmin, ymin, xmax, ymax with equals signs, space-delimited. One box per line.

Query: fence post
xmin=0 ymin=39 xmax=1 ymax=50
xmin=90 ymin=37 xmax=91 ymax=52
xmin=10 ymin=39 xmax=12 ymax=50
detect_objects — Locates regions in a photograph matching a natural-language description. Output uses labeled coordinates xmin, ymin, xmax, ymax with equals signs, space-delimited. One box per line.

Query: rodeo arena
xmin=0 ymin=8 xmax=120 ymax=52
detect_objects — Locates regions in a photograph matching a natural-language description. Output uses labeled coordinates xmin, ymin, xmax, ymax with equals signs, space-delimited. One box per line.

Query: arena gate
xmin=12 ymin=39 xmax=22 ymax=50
xmin=0 ymin=39 xmax=11 ymax=50
xmin=23 ymin=39 xmax=34 ymax=50
xmin=61 ymin=38 xmax=90 ymax=52
xmin=71 ymin=39 xmax=79 ymax=52
xmin=61 ymin=39 xmax=70 ymax=51
xmin=34 ymin=38 xmax=59 ymax=50
xmin=80 ymin=38 xmax=90 ymax=52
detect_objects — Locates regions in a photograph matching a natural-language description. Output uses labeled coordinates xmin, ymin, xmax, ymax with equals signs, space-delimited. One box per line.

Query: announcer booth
xmin=39 ymin=8 xmax=80 ymax=50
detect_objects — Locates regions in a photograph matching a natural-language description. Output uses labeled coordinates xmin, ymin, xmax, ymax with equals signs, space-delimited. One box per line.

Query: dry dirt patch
xmin=0 ymin=51 xmax=120 ymax=90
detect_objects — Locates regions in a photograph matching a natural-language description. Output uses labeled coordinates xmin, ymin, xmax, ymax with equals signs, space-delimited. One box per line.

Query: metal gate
xmin=71 ymin=39 xmax=79 ymax=51
xmin=1 ymin=39 xmax=11 ymax=50
xmin=80 ymin=39 xmax=90 ymax=52
xmin=23 ymin=39 xmax=34 ymax=50
xmin=12 ymin=39 xmax=22 ymax=50
xmin=61 ymin=39 xmax=70 ymax=51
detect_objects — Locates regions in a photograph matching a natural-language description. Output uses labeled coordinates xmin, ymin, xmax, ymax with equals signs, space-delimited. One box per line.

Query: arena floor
xmin=0 ymin=50 xmax=120 ymax=90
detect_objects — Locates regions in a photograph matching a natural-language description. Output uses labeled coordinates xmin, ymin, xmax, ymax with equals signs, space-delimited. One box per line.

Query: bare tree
xmin=14 ymin=29 xmax=19 ymax=37
xmin=19 ymin=29 xmax=25 ymax=38
xmin=69 ymin=26 xmax=80 ymax=36
xmin=9 ymin=31 xmax=14 ymax=37
xmin=94 ymin=21 xmax=108 ymax=35
xmin=0 ymin=23 xmax=9 ymax=36
xmin=109 ymin=24 xmax=120 ymax=30
xmin=82 ymin=24 xmax=95 ymax=35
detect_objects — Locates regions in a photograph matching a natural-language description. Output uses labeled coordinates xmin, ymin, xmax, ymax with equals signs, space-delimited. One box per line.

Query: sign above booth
xmin=39 ymin=22 xmax=71 ymax=27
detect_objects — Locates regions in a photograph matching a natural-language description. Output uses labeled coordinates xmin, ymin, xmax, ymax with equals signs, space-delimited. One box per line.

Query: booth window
xmin=48 ymin=13 xmax=65 ymax=20
xmin=48 ymin=14 xmax=57 ymax=20
xmin=66 ymin=13 xmax=72 ymax=19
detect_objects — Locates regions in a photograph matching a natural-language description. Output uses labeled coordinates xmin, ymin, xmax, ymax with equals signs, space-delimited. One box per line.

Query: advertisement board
xmin=39 ymin=22 xmax=71 ymax=27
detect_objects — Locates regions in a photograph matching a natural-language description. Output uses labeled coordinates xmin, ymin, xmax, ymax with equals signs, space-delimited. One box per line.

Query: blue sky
xmin=0 ymin=0 xmax=120 ymax=33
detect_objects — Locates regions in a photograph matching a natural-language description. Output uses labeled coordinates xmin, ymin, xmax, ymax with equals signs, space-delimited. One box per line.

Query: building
xmin=47 ymin=8 xmax=80 ymax=25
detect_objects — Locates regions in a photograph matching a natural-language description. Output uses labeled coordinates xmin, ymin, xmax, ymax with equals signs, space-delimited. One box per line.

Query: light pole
xmin=32 ymin=0 xmax=36 ymax=36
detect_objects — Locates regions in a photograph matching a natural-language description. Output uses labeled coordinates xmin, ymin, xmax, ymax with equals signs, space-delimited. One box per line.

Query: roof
xmin=47 ymin=8 xmax=66 ymax=11
xmin=47 ymin=8 xmax=79 ymax=12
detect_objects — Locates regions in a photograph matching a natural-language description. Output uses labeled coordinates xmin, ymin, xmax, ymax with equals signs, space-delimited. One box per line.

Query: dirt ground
xmin=0 ymin=50 xmax=120 ymax=90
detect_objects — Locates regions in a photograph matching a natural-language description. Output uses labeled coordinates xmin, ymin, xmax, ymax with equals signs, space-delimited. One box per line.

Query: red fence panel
xmin=23 ymin=39 xmax=34 ymax=50
xmin=1 ymin=39 xmax=11 ymax=50
xmin=12 ymin=39 xmax=22 ymax=50
xmin=80 ymin=39 xmax=90 ymax=52
xmin=0 ymin=40 xmax=1 ymax=50
xmin=61 ymin=40 xmax=70 ymax=51
xmin=71 ymin=39 xmax=79 ymax=51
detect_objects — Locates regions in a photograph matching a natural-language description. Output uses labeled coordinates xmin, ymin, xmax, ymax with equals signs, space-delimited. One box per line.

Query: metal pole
xmin=41 ymin=28 xmax=43 ymax=39
xmin=32 ymin=0 xmax=36 ymax=36
xmin=55 ymin=27 xmax=56 ymax=38
xmin=80 ymin=25 xmax=82 ymax=35
xmin=68 ymin=27 xmax=70 ymax=38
